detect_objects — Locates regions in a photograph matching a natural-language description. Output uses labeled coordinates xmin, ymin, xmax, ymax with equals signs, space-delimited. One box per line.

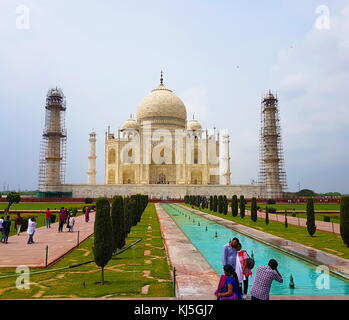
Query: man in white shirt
xmin=27 ymin=217 xmax=37 ymax=244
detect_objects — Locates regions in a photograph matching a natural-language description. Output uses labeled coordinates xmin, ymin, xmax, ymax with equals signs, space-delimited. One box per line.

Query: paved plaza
xmin=0 ymin=213 xmax=95 ymax=268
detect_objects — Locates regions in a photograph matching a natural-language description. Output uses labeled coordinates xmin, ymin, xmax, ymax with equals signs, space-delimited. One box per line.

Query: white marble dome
xmin=136 ymin=83 xmax=187 ymax=128
xmin=187 ymin=119 xmax=202 ymax=131
xmin=122 ymin=117 xmax=139 ymax=130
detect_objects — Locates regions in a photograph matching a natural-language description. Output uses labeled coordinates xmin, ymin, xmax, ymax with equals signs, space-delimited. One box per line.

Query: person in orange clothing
xmin=45 ymin=208 xmax=52 ymax=228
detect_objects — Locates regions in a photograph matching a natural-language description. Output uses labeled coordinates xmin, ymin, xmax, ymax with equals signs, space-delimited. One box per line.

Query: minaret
xmin=87 ymin=131 xmax=97 ymax=185
xmin=259 ymin=91 xmax=287 ymax=198
xmin=38 ymin=88 xmax=67 ymax=191
xmin=219 ymin=132 xmax=231 ymax=185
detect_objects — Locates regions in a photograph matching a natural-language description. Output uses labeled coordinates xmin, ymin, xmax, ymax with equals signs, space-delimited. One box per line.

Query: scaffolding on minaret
xmin=38 ymin=88 xmax=67 ymax=192
xmin=258 ymin=91 xmax=287 ymax=198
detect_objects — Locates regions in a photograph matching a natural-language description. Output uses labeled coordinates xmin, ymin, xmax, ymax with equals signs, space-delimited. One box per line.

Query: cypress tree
xmin=111 ymin=196 xmax=125 ymax=252
xmin=209 ymin=196 xmax=213 ymax=211
xmin=306 ymin=197 xmax=316 ymax=237
xmin=218 ymin=196 xmax=224 ymax=213
xmin=239 ymin=195 xmax=245 ymax=219
xmin=265 ymin=207 xmax=269 ymax=225
xmin=223 ymin=196 xmax=228 ymax=215
xmin=340 ymin=196 xmax=349 ymax=247
xmin=213 ymin=195 xmax=218 ymax=212
xmin=285 ymin=213 xmax=288 ymax=228
xmin=201 ymin=197 xmax=206 ymax=210
xmin=231 ymin=195 xmax=238 ymax=217
xmin=124 ymin=197 xmax=135 ymax=235
xmin=251 ymin=197 xmax=258 ymax=222
xmin=93 ymin=197 xmax=113 ymax=285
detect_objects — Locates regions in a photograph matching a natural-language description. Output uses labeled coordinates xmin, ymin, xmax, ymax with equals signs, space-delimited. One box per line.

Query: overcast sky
xmin=0 ymin=0 xmax=348 ymax=193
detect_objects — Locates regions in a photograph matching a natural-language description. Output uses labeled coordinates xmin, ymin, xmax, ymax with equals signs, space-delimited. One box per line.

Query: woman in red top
xmin=236 ymin=243 xmax=252 ymax=297
xmin=45 ymin=208 xmax=51 ymax=228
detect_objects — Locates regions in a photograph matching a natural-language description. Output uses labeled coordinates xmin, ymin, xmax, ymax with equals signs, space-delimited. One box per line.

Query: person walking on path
xmin=222 ymin=237 xmax=239 ymax=268
xmin=215 ymin=264 xmax=242 ymax=300
xmin=58 ymin=209 xmax=65 ymax=232
xmin=45 ymin=208 xmax=52 ymax=228
xmin=84 ymin=206 xmax=90 ymax=223
xmin=67 ymin=213 xmax=75 ymax=232
xmin=27 ymin=217 xmax=37 ymax=244
xmin=63 ymin=208 xmax=69 ymax=224
xmin=0 ymin=216 xmax=4 ymax=240
xmin=15 ymin=213 xmax=23 ymax=236
xmin=250 ymin=259 xmax=283 ymax=300
xmin=1 ymin=216 xmax=11 ymax=244
xmin=236 ymin=243 xmax=253 ymax=298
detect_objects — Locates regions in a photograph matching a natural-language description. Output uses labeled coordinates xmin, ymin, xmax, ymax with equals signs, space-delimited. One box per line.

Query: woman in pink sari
xmin=214 ymin=265 xmax=242 ymax=300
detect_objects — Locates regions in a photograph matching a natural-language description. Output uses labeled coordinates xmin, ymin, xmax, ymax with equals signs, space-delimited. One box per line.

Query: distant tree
xmin=223 ymin=196 xmax=228 ymax=215
xmin=239 ymin=195 xmax=245 ymax=219
xmin=209 ymin=196 xmax=213 ymax=211
xmin=213 ymin=196 xmax=218 ymax=212
xmin=296 ymin=189 xmax=317 ymax=197
xmin=306 ymin=198 xmax=316 ymax=237
xmin=251 ymin=197 xmax=258 ymax=222
xmin=111 ymin=196 xmax=125 ymax=252
xmin=231 ymin=195 xmax=238 ymax=217
xmin=6 ymin=192 xmax=21 ymax=212
xmin=340 ymin=196 xmax=349 ymax=247
xmin=93 ymin=197 xmax=113 ymax=285
xmin=285 ymin=214 xmax=288 ymax=228
xmin=218 ymin=196 xmax=224 ymax=213
xmin=265 ymin=207 xmax=269 ymax=225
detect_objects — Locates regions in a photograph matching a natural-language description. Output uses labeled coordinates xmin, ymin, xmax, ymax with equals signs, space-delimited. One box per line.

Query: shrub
xmin=265 ymin=210 xmax=269 ymax=225
xmin=84 ymin=198 xmax=93 ymax=204
xmin=285 ymin=214 xmax=288 ymax=228
xmin=267 ymin=199 xmax=276 ymax=205
xmin=268 ymin=207 xmax=277 ymax=213
xmin=218 ymin=196 xmax=224 ymax=213
xmin=209 ymin=196 xmax=213 ymax=211
xmin=323 ymin=216 xmax=331 ymax=222
xmin=306 ymin=197 xmax=317 ymax=237
xmin=340 ymin=196 xmax=349 ymax=247
xmin=223 ymin=196 xmax=228 ymax=215
xmin=292 ymin=213 xmax=297 ymax=217
xmin=50 ymin=214 xmax=57 ymax=223
xmin=231 ymin=195 xmax=238 ymax=217
xmin=251 ymin=197 xmax=258 ymax=222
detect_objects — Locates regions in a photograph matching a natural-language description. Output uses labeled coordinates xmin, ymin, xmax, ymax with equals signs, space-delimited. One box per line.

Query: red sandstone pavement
xmin=0 ymin=213 xmax=95 ymax=268
xmin=228 ymin=208 xmax=340 ymax=234
xmin=155 ymin=203 xmax=219 ymax=299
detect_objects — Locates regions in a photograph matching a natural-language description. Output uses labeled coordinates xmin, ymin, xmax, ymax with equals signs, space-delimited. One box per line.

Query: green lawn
xmin=0 ymin=203 xmax=173 ymax=299
xmin=245 ymin=203 xmax=340 ymax=211
xmin=277 ymin=212 xmax=340 ymax=223
xmin=184 ymin=204 xmax=349 ymax=260
xmin=0 ymin=203 xmax=87 ymax=211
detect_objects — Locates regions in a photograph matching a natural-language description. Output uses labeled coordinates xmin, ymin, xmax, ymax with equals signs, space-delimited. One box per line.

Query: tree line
xmin=93 ymin=194 xmax=148 ymax=284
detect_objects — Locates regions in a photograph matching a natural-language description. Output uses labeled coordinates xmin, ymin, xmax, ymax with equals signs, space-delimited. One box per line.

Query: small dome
xmin=187 ymin=119 xmax=202 ymax=131
xmin=122 ymin=118 xmax=139 ymax=130
xmin=136 ymin=81 xmax=187 ymax=129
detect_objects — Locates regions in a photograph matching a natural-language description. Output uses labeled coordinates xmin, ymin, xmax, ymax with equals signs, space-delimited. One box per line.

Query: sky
xmin=0 ymin=0 xmax=348 ymax=193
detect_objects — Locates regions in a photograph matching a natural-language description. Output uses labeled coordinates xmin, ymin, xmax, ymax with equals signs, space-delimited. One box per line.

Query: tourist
xmin=58 ymin=209 xmax=65 ymax=232
xmin=222 ymin=237 xmax=239 ymax=268
xmin=27 ymin=217 xmax=37 ymax=244
xmin=250 ymin=259 xmax=283 ymax=300
xmin=15 ymin=213 xmax=23 ymax=236
xmin=236 ymin=243 xmax=252 ymax=298
xmin=84 ymin=206 xmax=90 ymax=223
xmin=1 ymin=216 xmax=11 ymax=244
xmin=214 ymin=264 xmax=242 ymax=300
xmin=45 ymin=208 xmax=51 ymax=228
xmin=68 ymin=213 xmax=75 ymax=232
xmin=0 ymin=216 xmax=4 ymax=242
xmin=63 ymin=208 xmax=69 ymax=223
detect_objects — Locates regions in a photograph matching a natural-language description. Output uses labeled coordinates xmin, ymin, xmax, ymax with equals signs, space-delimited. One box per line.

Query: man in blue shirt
xmin=1 ymin=216 xmax=11 ymax=244
xmin=222 ymin=237 xmax=239 ymax=268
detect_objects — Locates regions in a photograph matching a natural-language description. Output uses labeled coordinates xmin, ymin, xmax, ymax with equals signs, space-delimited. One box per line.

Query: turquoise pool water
xmin=162 ymin=204 xmax=349 ymax=296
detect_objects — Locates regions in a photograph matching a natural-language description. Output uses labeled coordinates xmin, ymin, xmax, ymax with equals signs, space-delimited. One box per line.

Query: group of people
xmin=216 ymin=237 xmax=283 ymax=300
xmin=58 ymin=207 xmax=76 ymax=233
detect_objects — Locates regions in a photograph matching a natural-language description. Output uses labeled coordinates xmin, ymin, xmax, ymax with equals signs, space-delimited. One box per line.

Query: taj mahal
xmin=38 ymin=72 xmax=286 ymax=199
